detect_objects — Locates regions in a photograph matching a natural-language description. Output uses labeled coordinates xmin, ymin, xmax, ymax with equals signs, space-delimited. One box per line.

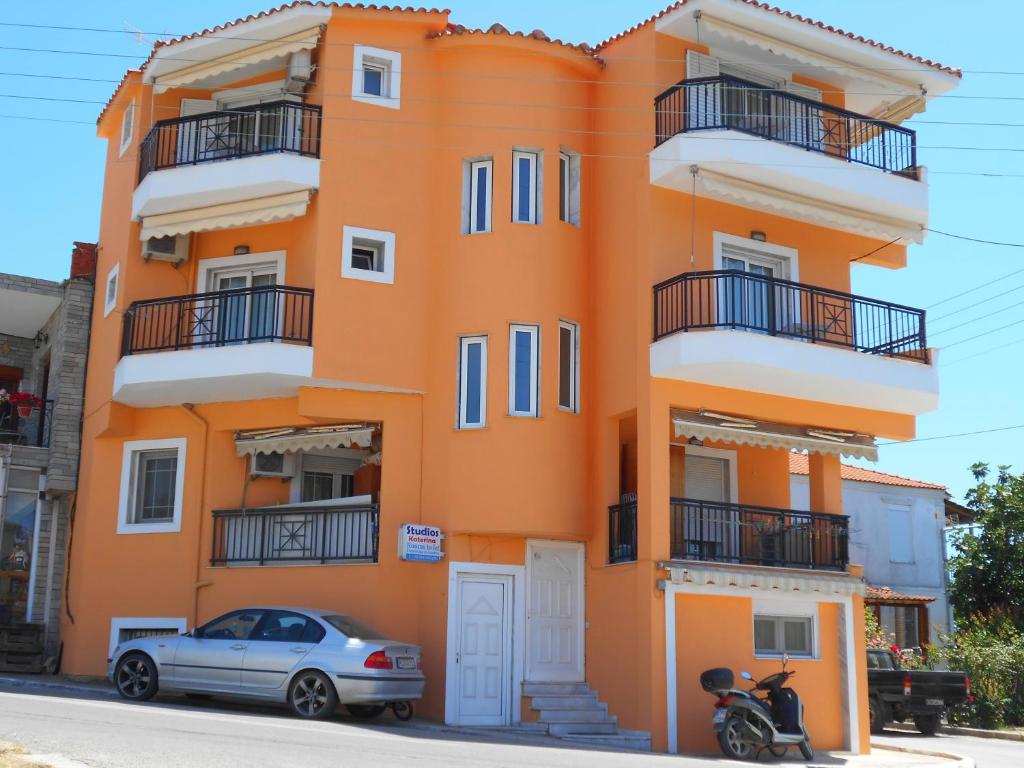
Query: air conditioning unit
xmin=141 ymin=234 xmax=190 ymax=266
xmin=287 ymin=50 xmax=313 ymax=88
xmin=250 ymin=452 xmax=293 ymax=479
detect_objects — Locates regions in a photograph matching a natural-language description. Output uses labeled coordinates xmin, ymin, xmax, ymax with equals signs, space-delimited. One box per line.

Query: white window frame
xmin=559 ymin=149 xmax=581 ymax=227
xmin=457 ymin=335 xmax=488 ymax=430
xmin=117 ymin=438 xmax=187 ymax=535
xmin=109 ymin=616 xmax=187 ymax=660
xmin=752 ymin=599 xmax=820 ymax=660
xmin=712 ymin=232 xmax=799 ymax=283
xmin=678 ymin=444 xmax=739 ymax=503
xmin=464 ymin=158 xmax=493 ymax=235
xmin=342 ymin=226 xmax=396 ymax=285
xmin=512 ymin=150 xmax=541 ymax=225
xmin=557 ymin=319 xmax=580 ymax=413
xmin=508 ymin=324 xmax=540 ymax=418
xmin=352 ymin=45 xmax=401 ymax=110
xmin=119 ymin=100 xmax=135 ymax=157
xmin=104 ymin=263 xmax=119 ymax=317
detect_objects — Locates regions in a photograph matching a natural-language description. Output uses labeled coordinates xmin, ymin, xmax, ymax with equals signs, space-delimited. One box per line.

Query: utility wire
xmin=879 ymin=424 xmax=1024 ymax=445
xmin=941 ymin=316 xmax=1024 ymax=349
xmin=931 ymin=301 xmax=1024 ymax=338
xmin=943 ymin=336 xmax=1024 ymax=367
xmin=925 ymin=228 xmax=1024 ymax=247
xmin=930 ymin=282 xmax=1024 ymax=323
xmin=927 ymin=267 xmax=1024 ymax=309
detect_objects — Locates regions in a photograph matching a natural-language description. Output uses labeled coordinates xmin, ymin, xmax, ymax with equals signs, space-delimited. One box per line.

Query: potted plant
xmin=8 ymin=392 xmax=42 ymax=418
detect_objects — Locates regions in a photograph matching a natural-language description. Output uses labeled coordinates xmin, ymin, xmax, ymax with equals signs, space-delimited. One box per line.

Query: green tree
xmin=948 ymin=463 xmax=1024 ymax=628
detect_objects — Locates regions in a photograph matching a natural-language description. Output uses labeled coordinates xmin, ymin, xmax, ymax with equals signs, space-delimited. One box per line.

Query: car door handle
xmin=230 ymin=643 xmax=246 ymax=650
xmin=290 ymin=647 xmax=308 ymax=653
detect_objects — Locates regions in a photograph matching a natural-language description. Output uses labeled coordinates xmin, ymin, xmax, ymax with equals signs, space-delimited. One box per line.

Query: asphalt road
xmin=0 ymin=679 xmax=975 ymax=768
xmin=874 ymin=728 xmax=1024 ymax=768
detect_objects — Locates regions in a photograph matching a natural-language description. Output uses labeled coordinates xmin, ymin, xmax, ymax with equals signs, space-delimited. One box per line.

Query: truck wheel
xmin=870 ymin=698 xmax=886 ymax=734
xmin=914 ymin=714 xmax=941 ymax=735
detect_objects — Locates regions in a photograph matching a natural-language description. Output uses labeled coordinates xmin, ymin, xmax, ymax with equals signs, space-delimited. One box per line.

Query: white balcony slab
xmin=113 ymin=343 xmax=314 ymax=407
xmin=132 ymin=153 xmax=320 ymax=219
xmin=650 ymin=131 xmax=927 ymax=243
xmin=650 ymin=329 xmax=939 ymax=416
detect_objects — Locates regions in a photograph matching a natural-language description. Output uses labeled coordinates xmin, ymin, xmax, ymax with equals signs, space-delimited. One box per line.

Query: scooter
xmin=700 ymin=656 xmax=814 ymax=761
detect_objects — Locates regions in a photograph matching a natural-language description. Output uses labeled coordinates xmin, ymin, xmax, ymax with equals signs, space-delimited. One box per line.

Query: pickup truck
xmin=867 ymin=649 xmax=971 ymax=735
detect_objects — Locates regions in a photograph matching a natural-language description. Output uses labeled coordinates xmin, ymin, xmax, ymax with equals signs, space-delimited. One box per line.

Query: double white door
xmin=207 ymin=265 xmax=278 ymax=344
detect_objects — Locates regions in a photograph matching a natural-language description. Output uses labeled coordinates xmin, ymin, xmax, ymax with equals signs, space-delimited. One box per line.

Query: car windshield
xmin=323 ymin=615 xmax=387 ymax=640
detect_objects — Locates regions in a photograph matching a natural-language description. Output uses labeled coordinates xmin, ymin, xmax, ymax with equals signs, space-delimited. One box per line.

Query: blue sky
xmin=0 ymin=1 xmax=1020 ymax=501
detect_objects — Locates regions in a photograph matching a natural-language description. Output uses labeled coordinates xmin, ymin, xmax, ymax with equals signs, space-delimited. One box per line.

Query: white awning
xmin=139 ymin=191 xmax=311 ymax=240
xmin=152 ymin=26 xmax=324 ymax=93
xmin=672 ymin=409 xmax=878 ymax=461
xmin=235 ymin=425 xmax=374 ymax=457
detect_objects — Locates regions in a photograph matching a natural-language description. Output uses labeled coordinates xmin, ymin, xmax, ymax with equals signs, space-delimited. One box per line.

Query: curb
xmin=0 ymin=675 xmax=116 ymax=699
xmin=886 ymin=721 xmax=1024 ymax=743
xmin=872 ymin=742 xmax=974 ymax=767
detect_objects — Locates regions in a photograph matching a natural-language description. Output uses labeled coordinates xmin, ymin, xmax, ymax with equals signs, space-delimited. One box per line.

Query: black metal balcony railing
xmin=121 ymin=285 xmax=314 ymax=356
xmin=670 ymin=497 xmax=849 ymax=571
xmin=653 ymin=269 xmax=928 ymax=362
xmin=608 ymin=499 xmax=638 ymax=564
xmin=211 ymin=503 xmax=379 ymax=566
xmin=654 ymin=75 xmax=917 ymax=178
xmin=138 ymin=101 xmax=322 ymax=182
xmin=0 ymin=398 xmax=53 ymax=448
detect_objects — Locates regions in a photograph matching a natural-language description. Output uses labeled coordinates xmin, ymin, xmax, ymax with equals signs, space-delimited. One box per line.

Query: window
xmin=559 ymin=149 xmax=580 ymax=226
xmin=298 ymin=454 xmax=357 ymax=502
xmin=463 ymin=158 xmax=493 ymax=234
xmin=888 ymin=504 xmax=914 ymax=563
xmin=558 ymin=320 xmax=579 ymax=412
xmin=118 ymin=438 xmax=186 ymax=534
xmin=352 ymin=46 xmax=401 ymax=109
xmin=342 ymin=226 xmax=395 ymax=284
xmin=753 ymin=614 xmax=814 ymax=658
xmin=104 ymin=263 xmax=119 ymax=317
xmin=119 ymin=100 xmax=135 ymax=156
xmin=508 ymin=324 xmax=539 ymax=417
xmin=108 ymin=617 xmax=186 ymax=658
xmin=458 ymin=335 xmax=487 ymax=429
xmin=880 ymin=605 xmax=922 ymax=649
xmin=199 ymin=609 xmax=266 ymax=641
xmin=252 ymin=610 xmax=325 ymax=644
xmin=512 ymin=150 xmax=540 ymax=224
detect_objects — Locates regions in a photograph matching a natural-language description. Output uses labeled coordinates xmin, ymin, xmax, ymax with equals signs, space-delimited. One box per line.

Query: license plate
xmin=925 ymin=699 xmax=944 ymax=707
xmin=396 ymin=657 xmax=416 ymax=670
xmin=713 ymin=709 xmax=728 ymax=725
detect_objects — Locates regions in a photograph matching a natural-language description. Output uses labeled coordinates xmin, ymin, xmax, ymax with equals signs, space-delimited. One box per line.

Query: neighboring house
xmin=0 ymin=243 xmax=95 ymax=658
xmin=789 ymin=455 xmax=963 ymax=648
xmin=61 ymin=0 xmax=959 ymax=756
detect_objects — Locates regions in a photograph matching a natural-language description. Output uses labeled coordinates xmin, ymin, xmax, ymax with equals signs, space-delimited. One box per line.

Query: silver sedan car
xmin=108 ymin=607 xmax=424 ymax=720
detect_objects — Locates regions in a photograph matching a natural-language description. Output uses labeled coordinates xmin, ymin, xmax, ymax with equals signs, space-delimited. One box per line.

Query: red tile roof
xmin=788 ymin=453 xmax=946 ymax=491
xmin=427 ymin=23 xmax=601 ymax=61
xmin=865 ymin=586 xmax=936 ymax=604
xmin=595 ymin=0 xmax=961 ymax=77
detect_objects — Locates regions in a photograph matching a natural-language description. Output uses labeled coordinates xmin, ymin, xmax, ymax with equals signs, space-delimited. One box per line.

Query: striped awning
xmin=672 ymin=409 xmax=878 ymax=461
xmin=139 ymin=191 xmax=312 ymax=240
xmin=235 ymin=424 xmax=374 ymax=457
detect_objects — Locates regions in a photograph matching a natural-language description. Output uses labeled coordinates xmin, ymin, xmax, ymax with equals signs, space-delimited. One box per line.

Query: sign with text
xmin=398 ymin=523 xmax=443 ymax=562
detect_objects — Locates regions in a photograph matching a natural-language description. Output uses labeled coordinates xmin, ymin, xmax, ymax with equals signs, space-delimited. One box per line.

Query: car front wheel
xmin=114 ymin=653 xmax=159 ymax=702
xmin=289 ymin=670 xmax=337 ymax=720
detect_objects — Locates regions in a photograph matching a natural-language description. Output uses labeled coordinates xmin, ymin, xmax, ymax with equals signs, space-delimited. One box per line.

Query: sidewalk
xmin=887 ymin=720 xmax=1024 ymax=742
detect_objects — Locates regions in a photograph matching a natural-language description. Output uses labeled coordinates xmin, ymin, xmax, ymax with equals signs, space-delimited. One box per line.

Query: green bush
xmin=931 ymin=611 xmax=1024 ymax=729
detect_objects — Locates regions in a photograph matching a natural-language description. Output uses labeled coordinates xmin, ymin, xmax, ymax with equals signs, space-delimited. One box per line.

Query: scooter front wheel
xmin=718 ymin=716 xmax=758 ymax=761
xmin=798 ymin=734 xmax=814 ymax=761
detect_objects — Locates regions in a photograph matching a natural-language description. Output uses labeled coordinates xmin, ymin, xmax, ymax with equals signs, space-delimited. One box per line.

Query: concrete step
xmin=547 ymin=720 xmax=619 ymax=736
xmin=530 ymin=694 xmax=601 ymax=710
xmin=522 ymin=682 xmax=591 ymax=697
xmin=556 ymin=732 xmax=653 ymax=752
xmin=537 ymin=707 xmax=613 ymax=723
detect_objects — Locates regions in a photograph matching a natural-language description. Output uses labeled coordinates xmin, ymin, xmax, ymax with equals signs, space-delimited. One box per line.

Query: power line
xmin=931 ymin=300 xmax=1024 ymax=338
xmin=927 ymin=267 xmax=1024 ymax=310
xmin=930 ymin=282 xmax=1024 ymax=322
xmin=879 ymin=424 xmax=1024 ymax=445
xmin=925 ymin=228 xmax=1024 ymax=247
xmin=942 ymin=316 xmax=1024 ymax=349
xmin=943 ymin=336 xmax=1024 ymax=367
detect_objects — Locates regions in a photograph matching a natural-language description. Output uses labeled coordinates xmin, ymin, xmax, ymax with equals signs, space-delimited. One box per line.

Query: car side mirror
xmin=741 ymin=671 xmax=753 ymax=681
xmin=191 ymin=627 xmax=204 ymax=639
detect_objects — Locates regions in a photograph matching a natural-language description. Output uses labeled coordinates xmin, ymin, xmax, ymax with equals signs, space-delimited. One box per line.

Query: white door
xmin=455 ymin=575 xmax=512 ymax=725
xmin=526 ymin=541 xmax=584 ymax=682
xmin=683 ymin=452 xmax=736 ymax=560
xmin=207 ymin=264 xmax=279 ymax=345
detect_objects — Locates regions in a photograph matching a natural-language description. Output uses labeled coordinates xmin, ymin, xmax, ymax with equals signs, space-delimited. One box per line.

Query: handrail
xmin=654 ymin=75 xmax=917 ymax=177
xmin=121 ymin=284 xmax=314 ymax=356
xmin=652 ymin=269 xmax=928 ymax=362
xmin=608 ymin=499 xmax=638 ymax=564
xmin=138 ymin=100 xmax=322 ymax=182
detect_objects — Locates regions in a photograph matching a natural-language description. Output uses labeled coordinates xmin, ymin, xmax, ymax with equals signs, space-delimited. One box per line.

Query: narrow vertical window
xmin=468 ymin=159 xmax=493 ymax=234
xmin=104 ymin=263 xmax=119 ymax=317
xmin=512 ymin=150 xmax=538 ymax=224
xmin=559 ymin=149 xmax=580 ymax=226
xmin=119 ymin=101 xmax=135 ymax=156
xmin=458 ymin=336 xmax=488 ymax=429
xmin=508 ymin=324 xmax=539 ymax=417
xmin=558 ymin=320 xmax=579 ymax=412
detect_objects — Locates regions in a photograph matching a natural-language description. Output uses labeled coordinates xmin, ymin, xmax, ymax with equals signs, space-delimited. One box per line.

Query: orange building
xmin=63 ymin=0 xmax=960 ymax=754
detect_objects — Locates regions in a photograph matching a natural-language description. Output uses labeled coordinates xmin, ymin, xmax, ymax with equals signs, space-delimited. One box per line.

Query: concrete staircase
xmin=523 ymin=682 xmax=651 ymax=752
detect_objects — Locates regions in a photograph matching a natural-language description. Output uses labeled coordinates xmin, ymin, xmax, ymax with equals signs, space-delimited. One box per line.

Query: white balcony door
xmin=454 ymin=574 xmax=513 ymax=725
xmin=207 ymin=264 xmax=278 ymax=345
xmin=719 ymin=244 xmax=794 ymax=332
xmin=683 ymin=446 xmax=738 ymax=560
xmin=526 ymin=541 xmax=584 ymax=682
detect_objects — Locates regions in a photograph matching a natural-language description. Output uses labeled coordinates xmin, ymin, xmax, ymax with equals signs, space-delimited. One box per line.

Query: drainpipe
xmin=181 ymin=403 xmax=211 ymax=627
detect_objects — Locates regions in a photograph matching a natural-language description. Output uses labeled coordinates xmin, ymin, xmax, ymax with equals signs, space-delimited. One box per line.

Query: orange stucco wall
xmin=66 ymin=5 xmax=933 ymax=754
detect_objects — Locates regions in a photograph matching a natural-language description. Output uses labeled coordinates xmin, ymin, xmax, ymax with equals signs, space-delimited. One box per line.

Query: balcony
xmin=113 ymin=285 xmax=315 ymax=407
xmin=211 ymin=502 xmax=379 ymax=566
xmin=0 ymin=398 xmax=53 ymax=448
xmin=132 ymin=101 xmax=321 ymax=225
xmin=649 ymin=270 xmax=939 ymax=415
xmin=650 ymin=77 xmax=927 ymax=242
